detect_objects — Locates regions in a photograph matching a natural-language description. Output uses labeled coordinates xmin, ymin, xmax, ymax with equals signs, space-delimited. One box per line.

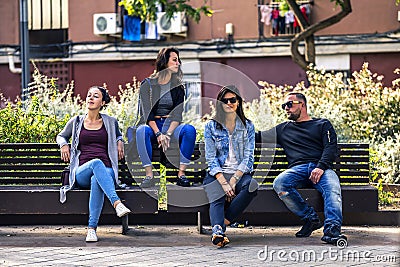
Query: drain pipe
xmin=8 ymin=53 xmax=22 ymax=74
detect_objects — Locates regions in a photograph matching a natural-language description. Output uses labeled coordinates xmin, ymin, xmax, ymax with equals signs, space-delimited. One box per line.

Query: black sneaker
xmin=176 ymin=175 xmax=191 ymax=187
xmin=211 ymin=233 xmax=230 ymax=247
xmin=321 ymin=226 xmax=347 ymax=248
xmin=321 ymin=234 xmax=348 ymax=248
xmin=140 ymin=176 xmax=155 ymax=188
xmin=322 ymin=225 xmax=341 ymax=238
xmin=295 ymin=218 xmax=323 ymax=237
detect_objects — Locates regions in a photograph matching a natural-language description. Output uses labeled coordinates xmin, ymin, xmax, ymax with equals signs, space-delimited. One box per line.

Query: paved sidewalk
xmin=0 ymin=225 xmax=398 ymax=266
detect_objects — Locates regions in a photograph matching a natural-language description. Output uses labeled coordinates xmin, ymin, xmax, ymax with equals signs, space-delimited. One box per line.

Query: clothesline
xmin=257 ymin=0 xmax=312 ymax=7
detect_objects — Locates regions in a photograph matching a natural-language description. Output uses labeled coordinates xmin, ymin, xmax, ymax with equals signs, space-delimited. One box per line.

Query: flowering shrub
xmin=104 ymin=78 xmax=141 ymax=133
xmin=371 ymin=134 xmax=400 ymax=183
xmin=256 ymin=63 xmax=400 ymax=183
xmin=0 ymin=62 xmax=399 ymax=183
xmin=0 ymin=67 xmax=79 ymax=143
xmin=0 ymin=66 xmax=140 ymax=143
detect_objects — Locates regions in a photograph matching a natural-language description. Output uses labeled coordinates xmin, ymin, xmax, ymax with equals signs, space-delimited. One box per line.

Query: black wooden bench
xmin=0 ymin=142 xmax=378 ymax=234
xmin=123 ymin=141 xmax=377 ymax=233
xmin=0 ymin=143 xmax=158 ymax=234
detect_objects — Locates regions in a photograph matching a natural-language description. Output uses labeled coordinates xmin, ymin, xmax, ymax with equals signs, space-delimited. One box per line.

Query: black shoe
xmin=211 ymin=225 xmax=230 ymax=247
xmin=176 ymin=175 xmax=191 ymax=187
xmin=323 ymin=225 xmax=341 ymax=238
xmin=211 ymin=233 xmax=230 ymax=247
xmin=140 ymin=176 xmax=155 ymax=188
xmin=295 ymin=218 xmax=323 ymax=237
xmin=321 ymin=234 xmax=348 ymax=248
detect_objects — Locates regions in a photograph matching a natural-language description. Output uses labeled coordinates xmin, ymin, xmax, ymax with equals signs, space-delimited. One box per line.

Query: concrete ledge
xmin=166 ymin=184 xmax=379 ymax=213
xmin=0 ymin=186 xmax=158 ymax=215
xmin=1 ymin=210 xmax=397 ymax=226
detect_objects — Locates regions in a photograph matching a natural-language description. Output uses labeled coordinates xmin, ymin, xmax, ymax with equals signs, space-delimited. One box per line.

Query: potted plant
xmin=118 ymin=0 xmax=212 ymax=23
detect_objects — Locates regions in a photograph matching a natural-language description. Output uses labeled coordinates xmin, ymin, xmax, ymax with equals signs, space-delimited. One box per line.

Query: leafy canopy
xmin=119 ymin=0 xmax=213 ymax=23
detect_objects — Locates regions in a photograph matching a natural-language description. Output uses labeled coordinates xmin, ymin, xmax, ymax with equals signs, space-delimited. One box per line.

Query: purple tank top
xmin=78 ymin=124 xmax=112 ymax=167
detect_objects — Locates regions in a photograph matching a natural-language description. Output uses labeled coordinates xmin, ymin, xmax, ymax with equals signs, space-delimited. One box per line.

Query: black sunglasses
xmin=281 ymin=100 xmax=302 ymax=110
xmin=221 ymin=97 xmax=238 ymax=104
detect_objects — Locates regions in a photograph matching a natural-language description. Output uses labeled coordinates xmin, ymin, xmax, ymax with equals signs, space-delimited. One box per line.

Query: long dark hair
xmin=214 ymin=85 xmax=249 ymax=129
xmin=151 ymin=47 xmax=183 ymax=85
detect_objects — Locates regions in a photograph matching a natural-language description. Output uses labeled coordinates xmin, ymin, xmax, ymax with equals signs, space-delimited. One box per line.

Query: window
xmin=184 ymin=74 xmax=202 ymax=115
xmin=28 ymin=0 xmax=68 ymax=30
xmin=28 ymin=0 xmax=69 ymax=58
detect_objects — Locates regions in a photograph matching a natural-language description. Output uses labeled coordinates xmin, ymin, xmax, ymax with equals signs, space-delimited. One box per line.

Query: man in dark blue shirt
xmin=263 ymin=92 xmax=345 ymax=245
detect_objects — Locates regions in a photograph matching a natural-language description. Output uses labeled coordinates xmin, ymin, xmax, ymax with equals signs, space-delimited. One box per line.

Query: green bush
xmin=256 ymin=63 xmax=400 ymax=183
xmin=0 ymin=66 xmax=140 ymax=143
xmin=1 ymin=62 xmax=399 ymax=184
xmin=0 ymin=67 xmax=79 ymax=143
xmin=371 ymin=134 xmax=400 ymax=183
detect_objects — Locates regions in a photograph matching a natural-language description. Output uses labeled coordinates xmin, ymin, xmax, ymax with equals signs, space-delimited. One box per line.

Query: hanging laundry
xmin=302 ymin=4 xmax=311 ymax=17
xmin=271 ymin=7 xmax=280 ymax=36
xmin=300 ymin=4 xmax=309 ymax=22
xmin=294 ymin=4 xmax=309 ymax=28
xmin=123 ymin=15 xmax=141 ymax=41
xmin=285 ymin=10 xmax=294 ymax=25
xmin=260 ymin=5 xmax=272 ymax=26
xmin=145 ymin=21 xmax=158 ymax=39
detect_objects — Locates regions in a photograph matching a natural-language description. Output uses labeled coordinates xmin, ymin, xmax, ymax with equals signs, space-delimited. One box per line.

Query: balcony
xmin=259 ymin=0 xmax=312 ymax=37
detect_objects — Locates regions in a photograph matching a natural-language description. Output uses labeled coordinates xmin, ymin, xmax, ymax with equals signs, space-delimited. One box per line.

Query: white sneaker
xmin=115 ymin=202 xmax=131 ymax=217
xmin=85 ymin=228 xmax=98 ymax=242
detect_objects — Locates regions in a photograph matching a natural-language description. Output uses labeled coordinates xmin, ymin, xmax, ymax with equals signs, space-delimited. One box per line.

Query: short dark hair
xmin=287 ymin=92 xmax=307 ymax=107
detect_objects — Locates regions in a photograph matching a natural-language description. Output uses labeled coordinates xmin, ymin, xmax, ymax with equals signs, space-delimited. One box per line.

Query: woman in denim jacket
xmin=204 ymin=85 xmax=258 ymax=247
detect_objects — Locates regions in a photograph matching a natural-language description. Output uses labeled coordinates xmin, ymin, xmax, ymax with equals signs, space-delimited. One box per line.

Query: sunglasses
xmin=221 ymin=97 xmax=238 ymax=104
xmin=281 ymin=100 xmax=302 ymax=110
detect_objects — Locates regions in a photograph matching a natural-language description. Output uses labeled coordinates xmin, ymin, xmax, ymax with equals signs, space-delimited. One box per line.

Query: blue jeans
xmin=136 ymin=118 xmax=196 ymax=167
xmin=203 ymin=172 xmax=258 ymax=231
xmin=272 ymin=163 xmax=343 ymax=233
xmin=75 ymin=159 xmax=120 ymax=228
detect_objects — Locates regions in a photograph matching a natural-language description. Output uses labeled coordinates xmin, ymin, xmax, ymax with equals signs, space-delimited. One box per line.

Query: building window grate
xmin=35 ymin=62 xmax=70 ymax=91
xmin=28 ymin=0 xmax=68 ymax=30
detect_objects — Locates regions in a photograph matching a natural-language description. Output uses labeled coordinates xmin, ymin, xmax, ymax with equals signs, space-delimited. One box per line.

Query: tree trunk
xmin=286 ymin=0 xmax=352 ymax=70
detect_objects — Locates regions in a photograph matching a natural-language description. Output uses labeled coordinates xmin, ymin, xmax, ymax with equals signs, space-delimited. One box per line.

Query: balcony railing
xmin=259 ymin=0 xmax=312 ymax=37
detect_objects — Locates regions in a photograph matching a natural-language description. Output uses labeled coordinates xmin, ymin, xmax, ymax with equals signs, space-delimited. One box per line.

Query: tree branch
xmin=287 ymin=0 xmax=352 ymax=70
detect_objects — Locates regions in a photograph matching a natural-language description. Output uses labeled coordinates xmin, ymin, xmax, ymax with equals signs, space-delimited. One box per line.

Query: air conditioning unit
xmin=156 ymin=12 xmax=187 ymax=34
xmin=93 ymin=13 xmax=121 ymax=35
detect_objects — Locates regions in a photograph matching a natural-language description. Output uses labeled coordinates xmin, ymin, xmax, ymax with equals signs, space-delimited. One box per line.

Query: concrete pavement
xmin=0 ymin=225 xmax=399 ymax=266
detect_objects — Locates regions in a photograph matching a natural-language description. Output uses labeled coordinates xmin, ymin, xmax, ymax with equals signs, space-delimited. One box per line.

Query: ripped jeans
xmin=272 ymin=163 xmax=343 ymax=232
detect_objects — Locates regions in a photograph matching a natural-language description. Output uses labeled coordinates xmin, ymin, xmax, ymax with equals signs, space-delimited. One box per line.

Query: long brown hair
xmin=214 ymin=85 xmax=249 ymax=129
xmin=151 ymin=47 xmax=183 ymax=84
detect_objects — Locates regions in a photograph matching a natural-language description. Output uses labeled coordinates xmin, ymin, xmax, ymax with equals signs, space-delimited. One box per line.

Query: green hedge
xmin=0 ymin=63 xmax=399 ymax=183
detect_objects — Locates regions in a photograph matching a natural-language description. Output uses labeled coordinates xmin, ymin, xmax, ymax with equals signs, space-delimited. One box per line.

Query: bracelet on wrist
xmin=166 ymin=132 xmax=172 ymax=137
xmin=155 ymin=131 xmax=162 ymax=137
xmin=232 ymin=174 xmax=241 ymax=181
